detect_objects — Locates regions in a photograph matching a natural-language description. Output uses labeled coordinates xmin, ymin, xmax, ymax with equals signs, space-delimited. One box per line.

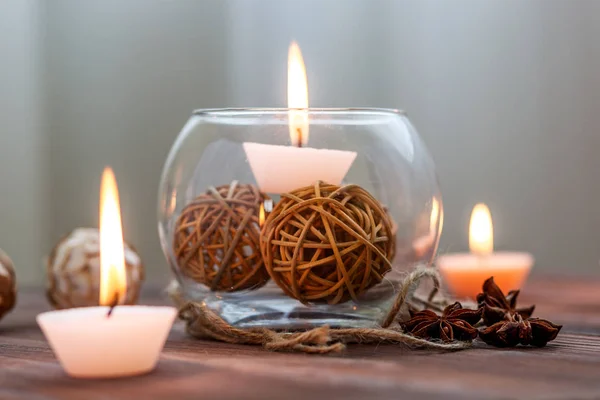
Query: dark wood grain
xmin=1 ymin=276 xmax=599 ymax=400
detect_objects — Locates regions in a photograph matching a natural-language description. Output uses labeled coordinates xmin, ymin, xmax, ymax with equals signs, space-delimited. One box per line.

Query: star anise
xmin=477 ymin=277 xmax=535 ymax=325
xmin=401 ymin=302 xmax=482 ymax=342
xmin=479 ymin=313 xmax=562 ymax=347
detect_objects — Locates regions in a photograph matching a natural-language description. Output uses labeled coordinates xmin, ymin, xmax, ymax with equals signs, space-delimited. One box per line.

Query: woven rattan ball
xmin=0 ymin=249 xmax=16 ymax=320
xmin=173 ymin=181 xmax=270 ymax=292
xmin=260 ymin=181 xmax=395 ymax=305
xmin=46 ymin=228 xmax=144 ymax=309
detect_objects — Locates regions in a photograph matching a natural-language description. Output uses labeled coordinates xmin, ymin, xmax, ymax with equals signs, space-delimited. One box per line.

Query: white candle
xmin=37 ymin=168 xmax=176 ymax=378
xmin=244 ymin=41 xmax=356 ymax=194
xmin=244 ymin=142 xmax=356 ymax=193
xmin=438 ymin=203 xmax=534 ymax=299
xmin=37 ymin=306 xmax=176 ymax=378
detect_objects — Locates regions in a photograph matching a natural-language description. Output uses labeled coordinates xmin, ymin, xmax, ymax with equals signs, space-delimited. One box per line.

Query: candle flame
xmin=287 ymin=41 xmax=309 ymax=146
xmin=430 ymin=197 xmax=441 ymax=234
xmin=259 ymin=203 xmax=265 ymax=226
xmin=99 ymin=167 xmax=127 ymax=306
xmin=469 ymin=203 xmax=493 ymax=256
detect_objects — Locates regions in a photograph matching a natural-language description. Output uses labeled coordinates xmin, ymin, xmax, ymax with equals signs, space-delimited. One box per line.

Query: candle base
xmin=37 ymin=306 xmax=176 ymax=379
xmin=437 ymin=252 xmax=534 ymax=300
xmin=65 ymin=365 xmax=156 ymax=380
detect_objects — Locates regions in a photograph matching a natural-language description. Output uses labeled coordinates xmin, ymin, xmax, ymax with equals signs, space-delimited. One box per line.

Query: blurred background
xmin=1 ymin=0 xmax=599 ymax=284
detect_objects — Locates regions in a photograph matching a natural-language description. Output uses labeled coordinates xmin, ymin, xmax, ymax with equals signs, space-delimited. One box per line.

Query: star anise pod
xmin=479 ymin=313 xmax=562 ymax=347
xmin=477 ymin=277 xmax=535 ymax=325
xmin=402 ymin=302 xmax=482 ymax=342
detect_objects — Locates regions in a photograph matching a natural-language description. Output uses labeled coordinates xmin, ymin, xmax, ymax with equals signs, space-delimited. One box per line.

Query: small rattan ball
xmin=0 ymin=249 xmax=16 ymax=320
xmin=46 ymin=228 xmax=144 ymax=309
xmin=173 ymin=181 xmax=270 ymax=292
xmin=260 ymin=181 xmax=395 ymax=305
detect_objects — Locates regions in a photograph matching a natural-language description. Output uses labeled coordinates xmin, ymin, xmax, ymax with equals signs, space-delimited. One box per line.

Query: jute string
xmin=168 ymin=266 xmax=472 ymax=354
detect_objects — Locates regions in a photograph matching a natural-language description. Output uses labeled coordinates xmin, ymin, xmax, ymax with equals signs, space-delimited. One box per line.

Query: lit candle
xmin=37 ymin=167 xmax=176 ymax=379
xmin=243 ymin=41 xmax=357 ymax=194
xmin=437 ymin=203 xmax=534 ymax=299
xmin=412 ymin=196 xmax=443 ymax=262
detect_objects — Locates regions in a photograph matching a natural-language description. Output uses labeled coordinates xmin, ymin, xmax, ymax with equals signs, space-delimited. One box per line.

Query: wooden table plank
xmin=1 ymin=276 xmax=599 ymax=400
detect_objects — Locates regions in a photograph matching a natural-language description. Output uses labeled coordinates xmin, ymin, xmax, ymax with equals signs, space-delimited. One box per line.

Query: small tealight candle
xmin=37 ymin=168 xmax=176 ymax=379
xmin=438 ymin=203 xmax=534 ymax=299
xmin=244 ymin=42 xmax=357 ymax=194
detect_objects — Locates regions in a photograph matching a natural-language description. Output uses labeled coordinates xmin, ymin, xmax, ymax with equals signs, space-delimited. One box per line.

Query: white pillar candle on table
xmin=244 ymin=41 xmax=357 ymax=194
xmin=37 ymin=167 xmax=176 ymax=379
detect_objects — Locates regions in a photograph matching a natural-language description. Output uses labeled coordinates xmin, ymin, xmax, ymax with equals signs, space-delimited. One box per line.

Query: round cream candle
xmin=37 ymin=168 xmax=176 ymax=379
xmin=438 ymin=203 xmax=534 ymax=299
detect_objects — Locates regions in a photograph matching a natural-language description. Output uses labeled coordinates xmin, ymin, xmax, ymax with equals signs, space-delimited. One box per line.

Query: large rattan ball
xmin=260 ymin=181 xmax=395 ymax=305
xmin=0 ymin=249 xmax=16 ymax=320
xmin=173 ymin=181 xmax=270 ymax=292
xmin=46 ymin=228 xmax=144 ymax=309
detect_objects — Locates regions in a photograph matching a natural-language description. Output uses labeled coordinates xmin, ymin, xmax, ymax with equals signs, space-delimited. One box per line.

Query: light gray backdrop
xmin=1 ymin=0 xmax=598 ymax=284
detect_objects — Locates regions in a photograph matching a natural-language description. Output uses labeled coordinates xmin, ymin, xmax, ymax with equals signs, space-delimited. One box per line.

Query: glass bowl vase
xmin=158 ymin=108 xmax=441 ymax=329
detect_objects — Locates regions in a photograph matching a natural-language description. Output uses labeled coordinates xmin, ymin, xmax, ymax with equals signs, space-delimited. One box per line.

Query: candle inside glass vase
xmin=438 ymin=203 xmax=534 ymax=299
xmin=37 ymin=168 xmax=176 ymax=379
xmin=243 ymin=41 xmax=357 ymax=194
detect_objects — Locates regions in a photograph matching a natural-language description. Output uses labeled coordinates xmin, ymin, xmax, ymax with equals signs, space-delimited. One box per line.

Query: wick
xmin=296 ymin=127 xmax=303 ymax=148
xmin=106 ymin=293 xmax=120 ymax=318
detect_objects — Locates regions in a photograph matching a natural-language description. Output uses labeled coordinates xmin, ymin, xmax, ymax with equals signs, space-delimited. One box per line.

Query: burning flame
xmin=259 ymin=203 xmax=265 ymax=226
xmin=287 ymin=41 xmax=309 ymax=147
xmin=469 ymin=203 xmax=493 ymax=256
xmin=99 ymin=167 xmax=127 ymax=306
xmin=430 ymin=197 xmax=441 ymax=234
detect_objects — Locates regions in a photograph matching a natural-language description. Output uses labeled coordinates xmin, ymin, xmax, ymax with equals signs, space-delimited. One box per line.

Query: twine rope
xmin=169 ymin=266 xmax=472 ymax=354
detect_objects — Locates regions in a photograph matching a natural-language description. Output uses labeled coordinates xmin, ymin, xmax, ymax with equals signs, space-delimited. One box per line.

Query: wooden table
xmin=1 ymin=276 xmax=599 ymax=400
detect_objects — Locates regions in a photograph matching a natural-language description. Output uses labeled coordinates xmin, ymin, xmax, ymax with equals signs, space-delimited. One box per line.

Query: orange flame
xmin=469 ymin=203 xmax=493 ymax=256
xmin=259 ymin=203 xmax=265 ymax=226
xmin=287 ymin=41 xmax=309 ymax=147
xmin=99 ymin=167 xmax=127 ymax=306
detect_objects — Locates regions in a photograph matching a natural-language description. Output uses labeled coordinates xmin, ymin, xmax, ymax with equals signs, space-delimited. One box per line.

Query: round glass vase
xmin=158 ymin=108 xmax=441 ymax=329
